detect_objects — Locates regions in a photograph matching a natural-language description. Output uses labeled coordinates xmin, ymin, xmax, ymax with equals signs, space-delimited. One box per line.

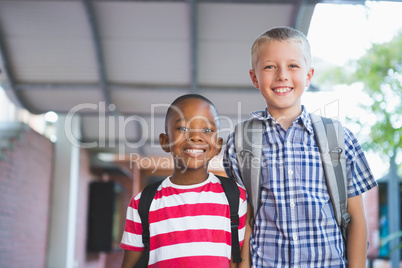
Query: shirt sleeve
xmin=237 ymin=183 xmax=247 ymax=247
xmin=344 ymin=127 xmax=378 ymax=197
xmin=120 ymin=192 xmax=145 ymax=251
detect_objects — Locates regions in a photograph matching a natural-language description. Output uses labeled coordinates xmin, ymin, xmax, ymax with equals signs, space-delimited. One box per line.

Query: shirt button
xmin=288 ymin=170 xmax=294 ymax=175
xmin=293 ymin=235 xmax=298 ymax=241
xmin=290 ymin=202 xmax=295 ymax=208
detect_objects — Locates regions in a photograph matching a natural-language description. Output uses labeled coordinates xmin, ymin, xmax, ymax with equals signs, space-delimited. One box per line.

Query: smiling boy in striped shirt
xmin=121 ymin=94 xmax=248 ymax=267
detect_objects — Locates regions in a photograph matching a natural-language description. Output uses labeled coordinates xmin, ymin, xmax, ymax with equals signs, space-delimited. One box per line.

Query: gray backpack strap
xmin=310 ymin=114 xmax=350 ymax=244
xmin=234 ymin=119 xmax=264 ymax=225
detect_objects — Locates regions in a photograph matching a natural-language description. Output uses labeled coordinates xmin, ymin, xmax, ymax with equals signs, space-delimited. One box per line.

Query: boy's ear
xmin=159 ymin=133 xmax=171 ymax=153
xmin=215 ymin=137 xmax=223 ymax=156
xmin=249 ymin=69 xmax=259 ymax=89
xmin=305 ymin=67 xmax=315 ymax=87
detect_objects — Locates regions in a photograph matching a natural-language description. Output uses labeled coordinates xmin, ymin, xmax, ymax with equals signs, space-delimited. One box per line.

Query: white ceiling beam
xmin=0 ymin=26 xmax=42 ymax=113
xmin=14 ymin=83 xmax=254 ymax=92
xmin=82 ymin=0 xmax=113 ymax=112
xmin=189 ymin=0 xmax=198 ymax=93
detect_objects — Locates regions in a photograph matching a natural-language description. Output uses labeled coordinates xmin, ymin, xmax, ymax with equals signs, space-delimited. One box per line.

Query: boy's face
xmin=249 ymin=40 xmax=314 ymax=116
xmin=159 ymin=98 xmax=223 ymax=172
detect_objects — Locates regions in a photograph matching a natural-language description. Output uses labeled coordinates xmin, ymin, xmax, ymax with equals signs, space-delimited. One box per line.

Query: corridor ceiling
xmin=0 ymin=0 xmax=384 ymax=158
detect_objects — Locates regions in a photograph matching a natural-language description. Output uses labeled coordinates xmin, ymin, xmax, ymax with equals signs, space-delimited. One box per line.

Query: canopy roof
xmin=0 ymin=0 xmax=381 ymax=157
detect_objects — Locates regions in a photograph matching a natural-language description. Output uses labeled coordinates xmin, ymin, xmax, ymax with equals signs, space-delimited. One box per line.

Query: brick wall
xmin=0 ymin=127 xmax=53 ymax=268
xmin=0 ymin=125 xmax=133 ymax=268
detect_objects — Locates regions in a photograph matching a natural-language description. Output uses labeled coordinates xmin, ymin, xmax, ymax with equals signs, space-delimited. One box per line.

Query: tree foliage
xmin=317 ymin=32 xmax=402 ymax=162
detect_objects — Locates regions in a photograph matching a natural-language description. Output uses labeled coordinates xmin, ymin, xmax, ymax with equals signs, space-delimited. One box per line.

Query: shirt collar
xmin=250 ymin=106 xmax=314 ymax=134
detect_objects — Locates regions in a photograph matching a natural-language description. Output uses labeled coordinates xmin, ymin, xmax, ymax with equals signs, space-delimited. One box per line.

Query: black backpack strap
xmin=134 ymin=180 xmax=164 ymax=268
xmin=216 ymin=175 xmax=242 ymax=264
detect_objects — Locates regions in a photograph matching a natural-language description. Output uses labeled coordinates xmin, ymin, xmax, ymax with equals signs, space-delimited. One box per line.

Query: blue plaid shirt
xmin=223 ymin=107 xmax=377 ymax=268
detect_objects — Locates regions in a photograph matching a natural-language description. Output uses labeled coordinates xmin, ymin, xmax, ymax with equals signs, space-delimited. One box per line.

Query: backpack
xmin=234 ymin=114 xmax=350 ymax=251
xmin=134 ymin=175 xmax=242 ymax=268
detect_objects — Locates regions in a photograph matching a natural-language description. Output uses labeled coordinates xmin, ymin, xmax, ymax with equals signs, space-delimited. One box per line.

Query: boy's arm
xmin=238 ymin=202 xmax=253 ymax=268
xmin=346 ymin=194 xmax=367 ymax=268
xmin=121 ymin=250 xmax=144 ymax=268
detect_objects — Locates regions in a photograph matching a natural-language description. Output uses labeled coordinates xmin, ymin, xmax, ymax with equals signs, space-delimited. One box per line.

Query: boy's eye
xmin=264 ymin=65 xmax=275 ymax=69
xmin=289 ymin=64 xmax=299 ymax=68
xmin=178 ymin=127 xmax=189 ymax=131
xmin=202 ymin=128 xmax=214 ymax=133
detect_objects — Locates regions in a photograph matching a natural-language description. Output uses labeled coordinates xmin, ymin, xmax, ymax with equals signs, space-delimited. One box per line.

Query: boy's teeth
xmin=273 ymin=87 xmax=292 ymax=93
xmin=185 ymin=149 xmax=204 ymax=153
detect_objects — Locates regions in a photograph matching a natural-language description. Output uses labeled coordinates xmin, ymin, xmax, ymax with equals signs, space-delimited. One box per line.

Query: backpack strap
xmin=310 ymin=114 xmax=350 ymax=246
xmin=136 ymin=176 xmax=243 ymax=266
xmin=234 ymin=115 xmax=350 ymax=256
xmin=234 ymin=119 xmax=264 ymax=226
xmin=135 ymin=180 xmax=164 ymax=268
xmin=216 ymin=175 xmax=242 ymax=264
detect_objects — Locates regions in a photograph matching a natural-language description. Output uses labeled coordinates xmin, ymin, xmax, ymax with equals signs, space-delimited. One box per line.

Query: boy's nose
xmin=277 ymin=69 xmax=289 ymax=81
xmin=188 ymin=130 xmax=203 ymax=142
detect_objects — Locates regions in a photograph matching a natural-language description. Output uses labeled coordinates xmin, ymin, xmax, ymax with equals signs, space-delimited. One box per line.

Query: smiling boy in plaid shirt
xmin=223 ymin=27 xmax=377 ymax=268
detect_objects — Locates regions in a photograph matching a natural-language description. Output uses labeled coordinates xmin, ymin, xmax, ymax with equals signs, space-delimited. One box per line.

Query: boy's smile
xmin=184 ymin=147 xmax=206 ymax=156
xmin=272 ymin=87 xmax=292 ymax=94
xmin=159 ymin=98 xmax=223 ymax=184
xmin=249 ymin=40 xmax=314 ymax=119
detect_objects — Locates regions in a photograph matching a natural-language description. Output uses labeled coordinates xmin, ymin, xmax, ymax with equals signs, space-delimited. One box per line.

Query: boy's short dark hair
xmin=164 ymin=94 xmax=220 ymax=133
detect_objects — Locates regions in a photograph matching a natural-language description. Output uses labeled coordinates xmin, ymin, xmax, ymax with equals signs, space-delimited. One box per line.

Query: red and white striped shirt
xmin=121 ymin=173 xmax=247 ymax=267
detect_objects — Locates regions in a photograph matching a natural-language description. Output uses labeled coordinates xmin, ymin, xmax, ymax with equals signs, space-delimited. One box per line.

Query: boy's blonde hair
xmin=250 ymin=26 xmax=312 ymax=70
